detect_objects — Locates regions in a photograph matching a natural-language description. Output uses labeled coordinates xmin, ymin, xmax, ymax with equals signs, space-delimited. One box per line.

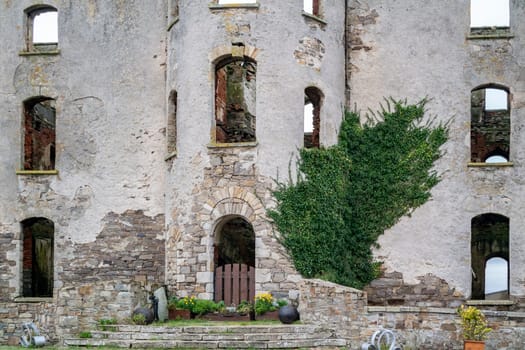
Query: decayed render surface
xmin=1 ymin=0 xmax=525 ymax=347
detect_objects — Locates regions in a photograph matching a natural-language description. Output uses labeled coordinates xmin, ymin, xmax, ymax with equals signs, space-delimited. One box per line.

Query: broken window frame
xmin=213 ymin=56 xmax=257 ymax=145
xmin=471 ymin=213 xmax=509 ymax=300
xmin=21 ymin=217 xmax=54 ymax=298
xmin=22 ymin=97 xmax=57 ymax=172
xmin=469 ymin=84 xmax=511 ymax=165
xmin=24 ymin=5 xmax=59 ymax=53
xmin=304 ymin=86 xmax=323 ymax=149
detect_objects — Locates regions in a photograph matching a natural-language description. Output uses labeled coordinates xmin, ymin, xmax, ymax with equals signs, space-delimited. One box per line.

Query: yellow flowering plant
xmin=176 ymin=296 xmax=196 ymax=311
xmin=457 ymin=305 xmax=492 ymax=341
xmin=254 ymin=292 xmax=276 ymax=315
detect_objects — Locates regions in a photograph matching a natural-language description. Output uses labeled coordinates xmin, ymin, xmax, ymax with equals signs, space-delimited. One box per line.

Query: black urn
xmin=132 ymin=307 xmax=154 ymax=325
xmin=278 ymin=305 xmax=300 ymax=324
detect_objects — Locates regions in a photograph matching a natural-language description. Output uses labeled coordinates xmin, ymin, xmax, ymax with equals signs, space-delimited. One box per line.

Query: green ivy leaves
xmin=268 ymin=99 xmax=448 ymax=289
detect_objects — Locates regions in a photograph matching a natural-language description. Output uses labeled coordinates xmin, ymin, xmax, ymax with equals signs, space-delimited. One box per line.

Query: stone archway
xmin=213 ymin=215 xmax=256 ymax=304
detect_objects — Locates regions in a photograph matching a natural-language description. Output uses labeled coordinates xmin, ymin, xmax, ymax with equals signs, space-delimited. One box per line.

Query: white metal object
xmin=361 ymin=329 xmax=401 ymax=350
xmin=20 ymin=322 xmax=46 ymax=347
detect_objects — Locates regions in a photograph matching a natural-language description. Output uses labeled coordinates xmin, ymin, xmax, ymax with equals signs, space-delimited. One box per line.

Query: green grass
xmin=156 ymin=319 xmax=281 ymax=327
xmin=0 ymin=347 xmax=210 ymax=350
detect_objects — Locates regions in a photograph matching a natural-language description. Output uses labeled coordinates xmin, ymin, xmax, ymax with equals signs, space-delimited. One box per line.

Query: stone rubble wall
xmin=298 ymin=279 xmax=525 ymax=350
xmin=167 ymin=146 xmax=302 ymax=300
xmin=0 ymin=300 xmax=56 ymax=345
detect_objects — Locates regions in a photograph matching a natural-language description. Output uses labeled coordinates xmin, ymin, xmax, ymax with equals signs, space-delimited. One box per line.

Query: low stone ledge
xmin=217 ymin=340 xmax=267 ymax=348
xmin=202 ymin=334 xmax=246 ymax=341
xmin=367 ymin=306 xmax=457 ymax=314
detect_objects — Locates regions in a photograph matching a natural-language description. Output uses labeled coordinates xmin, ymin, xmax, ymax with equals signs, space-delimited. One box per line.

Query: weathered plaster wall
xmin=348 ymin=0 xmax=525 ymax=301
xmin=0 ymin=0 xmax=167 ymax=342
xmin=165 ymin=1 xmax=346 ymax=299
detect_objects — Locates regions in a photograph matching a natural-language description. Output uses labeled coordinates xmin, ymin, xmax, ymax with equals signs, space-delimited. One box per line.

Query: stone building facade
xmin=1 ymin=0 xmax=525 ymax=348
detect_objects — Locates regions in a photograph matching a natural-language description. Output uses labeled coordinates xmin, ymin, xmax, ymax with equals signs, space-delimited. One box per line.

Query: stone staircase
xmin=64 ymin=324 xmax=348 ymax=349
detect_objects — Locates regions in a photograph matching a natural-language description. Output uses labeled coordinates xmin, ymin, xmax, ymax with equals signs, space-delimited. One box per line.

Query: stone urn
xmin=278 ymin=305 xmax=299 ymax=324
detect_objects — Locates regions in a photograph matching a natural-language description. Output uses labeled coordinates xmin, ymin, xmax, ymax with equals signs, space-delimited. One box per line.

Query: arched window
xmin=485 ymin=257 xmax=509 ymax=300
xmin=470 ymin=85 xmax=510 ymax=163
xmin=167 ymin=90 xmax=178 ymax=157
xmin=23 ymin=97 xmax=56 ymax=171
xmin=215 ymin=57 xmax=256 ymax=143
xmin=304 ymin=87 xmax=323 ymax=148
xmin=470 ymin=0 xmax=509 ymax=28
xmin=21 ymin=217 xmax=54 ymax=297
xmin=471 ymin=213 xmax=509 ymax=300
xmin=25 ymin=5 xmax=58 ymax=51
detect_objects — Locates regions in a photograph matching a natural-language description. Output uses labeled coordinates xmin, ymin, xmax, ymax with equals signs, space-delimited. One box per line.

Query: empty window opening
xmin=215 ymin=58 xmax=256 ymax=143
xmin=167 ymin=90 xmax=177 ymax=156
xmin=22 ymin=217 xmax=54 ymax=297
xmin=485 ymin=257 xmax=509 ymax=300
xmin=170 ymin=0 xmax=179 ymax=18
xmin=213 ymin=216 xmax=256 ymax=304
xmin=304 ymin=0 xmax=320 ymax=17
xmin=304 ymin=87 xmax=322 ymax=148
xmin=470 ymin=0 xmax=509 ymax=28
xmin=23 ymin=97 xmax=56 ymax=171
xmin=470 ymin=86 xmax=510 ymax=163
xmin=26 ymin=6 xmax=58 ymax=51
xmin=471 ymin=213 xmax=509 ymax=300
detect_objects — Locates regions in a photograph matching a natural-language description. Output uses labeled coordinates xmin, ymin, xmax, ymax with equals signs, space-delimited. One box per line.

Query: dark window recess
xmin=304 ymin=0 xmax=321 ymax=17
xmin=215 ymin=58 xmax=256 ymax=143
xmin=471 ymin=213 xmax=509 ymax=300
xmin=23 ymin=97 xmax=56 ymax=170
xmin=22 ymin=217 xmax=54 ymax=297
xmin=470 ymin=86 xmax=510 ymax=163
xmin=304 ymin=87 xmax=323 ymax=148
xmin=170 ymin=0 xmax=179 ymax=17
xmin=167 ymin=90 xmax=177 ymax=155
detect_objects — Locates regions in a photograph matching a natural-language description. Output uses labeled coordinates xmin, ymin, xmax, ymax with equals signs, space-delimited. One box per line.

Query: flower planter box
xmin=255 ymin=310 xmax=279 ymax=321
xmin=464 ymin=340 xmax=485 ymax=350
xmin=168 ymin=309 xmax=192 ymax=320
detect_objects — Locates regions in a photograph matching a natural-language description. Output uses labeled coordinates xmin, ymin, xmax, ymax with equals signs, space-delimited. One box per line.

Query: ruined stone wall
xmin=0 ymin=0 xmax=167 ymax=343
xmin=165 ymin=1 xmax=347 ymax=300
xmin=348 ymin=0 xmax=525 ymax=303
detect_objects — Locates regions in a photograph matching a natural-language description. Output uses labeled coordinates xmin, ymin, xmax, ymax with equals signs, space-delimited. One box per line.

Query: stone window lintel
xmin=209 ymin=3 xmax=260 ymax=10
xmin=14 ymin=297 xmax=53 ymax=303
xmin=207 ymin=141 xmax=258 ymax=149
xmin=468 ymin=27 xmax=513 ymax=40
xmin=167 ymin=16 xmax=179 ymax=31
xmin=165 ymin=151 xmax=178 ymax=161
xmin=302 ymin=11 xmax=327 ymax=25
xmin=19 ymin=49 xmax=60 ymax=56
xmin=467 ymin=162 xmax=513 ymax=168
xmin=16 ymin=170 xmax=59 ymax=175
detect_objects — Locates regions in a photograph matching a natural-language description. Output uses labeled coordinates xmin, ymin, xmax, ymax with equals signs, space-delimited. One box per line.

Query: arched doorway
xmin=214 ymin=216 xmax=255 ymax=305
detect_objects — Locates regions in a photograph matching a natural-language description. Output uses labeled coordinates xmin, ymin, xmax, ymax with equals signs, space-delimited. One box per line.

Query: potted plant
xmin=457 ymin=305 xmax=492 ymax=350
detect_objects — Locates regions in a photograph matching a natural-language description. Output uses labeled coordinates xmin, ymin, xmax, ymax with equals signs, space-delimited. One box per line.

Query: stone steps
xmin=64 ymin=324 xmax=347 ymax=349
